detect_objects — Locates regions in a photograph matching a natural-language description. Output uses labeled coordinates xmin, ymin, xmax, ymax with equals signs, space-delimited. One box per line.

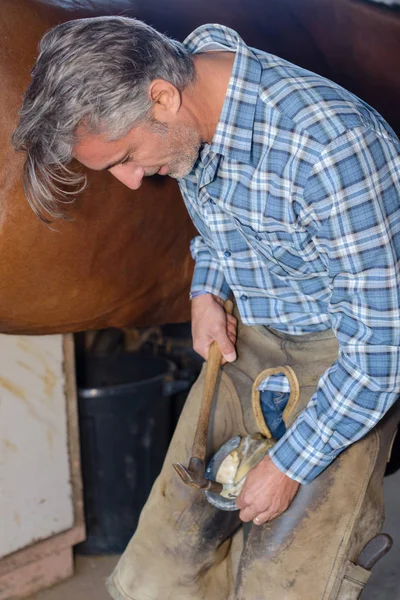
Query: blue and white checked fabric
xmin=258 ymin=374 xmax=291 ymax=393
xmin=179 ymin=24 xmax=400 ymax=483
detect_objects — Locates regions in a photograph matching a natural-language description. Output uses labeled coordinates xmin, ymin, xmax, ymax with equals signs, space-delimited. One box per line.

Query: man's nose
xmin=109 ymin=164 xmax=145 ymax=190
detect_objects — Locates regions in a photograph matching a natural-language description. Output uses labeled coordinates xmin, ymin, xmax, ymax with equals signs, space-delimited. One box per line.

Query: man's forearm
xmin=269 ymin=350 xmax=400 ymax=483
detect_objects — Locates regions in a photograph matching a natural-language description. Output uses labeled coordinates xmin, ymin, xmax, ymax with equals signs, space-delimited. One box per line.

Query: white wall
xmin=0 ymin=335 xmax=74 ymax=557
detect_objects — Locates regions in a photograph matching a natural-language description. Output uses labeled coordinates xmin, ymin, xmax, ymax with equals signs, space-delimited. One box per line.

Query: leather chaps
xmin=107 ymin=316 xmax=399 ymax=600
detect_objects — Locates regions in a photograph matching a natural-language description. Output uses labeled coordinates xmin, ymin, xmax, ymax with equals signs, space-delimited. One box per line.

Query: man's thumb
xmin=217 ymin=336 xmax=237 ymax=363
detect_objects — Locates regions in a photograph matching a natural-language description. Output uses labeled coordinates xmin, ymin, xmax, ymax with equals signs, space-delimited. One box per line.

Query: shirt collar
xmin=183 ymin=24 xmax=262 ymax=164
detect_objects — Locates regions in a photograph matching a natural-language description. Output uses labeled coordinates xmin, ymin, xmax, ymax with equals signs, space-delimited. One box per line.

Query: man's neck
xmin=182 ymin=51 xmax=236 ymax=144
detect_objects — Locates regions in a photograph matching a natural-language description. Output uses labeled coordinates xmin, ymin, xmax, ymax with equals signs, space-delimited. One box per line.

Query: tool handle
xmin=192 ymin=300 xmax=234 ymax=460
xmin=356 ymin=533 xmax=393 ymax=570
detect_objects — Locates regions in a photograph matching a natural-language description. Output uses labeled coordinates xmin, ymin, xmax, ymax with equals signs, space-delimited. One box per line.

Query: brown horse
xmin=2 ymin=0 xmax=400 ymax=334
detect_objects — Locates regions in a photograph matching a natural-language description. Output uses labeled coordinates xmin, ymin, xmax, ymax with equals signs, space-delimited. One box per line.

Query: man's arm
xmin=238 ymin=126 xmax=400 ymax=522
xmin=270 ymin=126 xmax=400 ymax=483
xmin=190 ymin=236 xmax=237 ymax=362
xmin=190 ymin=235 xmax=231 ymax=300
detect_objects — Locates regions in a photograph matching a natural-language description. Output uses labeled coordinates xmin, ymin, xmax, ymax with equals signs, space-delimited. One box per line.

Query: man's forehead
xmin=73 ymin=128 xmax=132 ymax=170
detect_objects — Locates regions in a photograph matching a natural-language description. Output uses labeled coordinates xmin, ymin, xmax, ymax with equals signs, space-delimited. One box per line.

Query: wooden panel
xmin=0 ymin=547 xmax=73 ymax=600
xmin=0 ymin=334 xmax=85 ymax=598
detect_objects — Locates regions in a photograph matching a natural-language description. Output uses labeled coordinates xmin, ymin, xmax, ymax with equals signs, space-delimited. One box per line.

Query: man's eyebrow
xmin=102 ymin=152 xmax=130 ymax=171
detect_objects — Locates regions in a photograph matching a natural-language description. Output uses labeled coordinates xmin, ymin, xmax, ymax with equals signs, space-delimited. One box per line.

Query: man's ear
xmin=149 ymin=79 xmax=181 ymax=119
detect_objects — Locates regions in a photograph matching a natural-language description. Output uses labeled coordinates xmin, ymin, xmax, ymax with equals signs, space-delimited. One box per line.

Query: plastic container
xmin=76 ymin=352 xmax=187 ymax=554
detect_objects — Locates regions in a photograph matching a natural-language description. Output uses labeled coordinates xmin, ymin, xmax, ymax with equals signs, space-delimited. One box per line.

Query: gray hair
xmin=12 ymin=16 xmax=196 ymax=222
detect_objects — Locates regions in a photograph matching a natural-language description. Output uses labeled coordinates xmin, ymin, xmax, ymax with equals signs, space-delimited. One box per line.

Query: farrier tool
xmin=173 ymin=300 xmax=234 ymax=494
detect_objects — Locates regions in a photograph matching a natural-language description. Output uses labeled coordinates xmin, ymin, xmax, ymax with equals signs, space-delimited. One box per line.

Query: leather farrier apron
xmin=107 ymin=311 xmax=400 ymax=600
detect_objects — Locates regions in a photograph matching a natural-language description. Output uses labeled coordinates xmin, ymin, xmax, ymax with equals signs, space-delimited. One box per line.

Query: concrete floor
xmin=29 ymin=555 xmax=120 ymax=600
xmin=29 ymin=471 xmax=400 ymax=600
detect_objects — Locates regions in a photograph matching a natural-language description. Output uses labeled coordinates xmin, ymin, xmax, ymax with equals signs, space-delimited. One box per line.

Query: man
xmin=13 ymin=16 xmax=400 ymax=599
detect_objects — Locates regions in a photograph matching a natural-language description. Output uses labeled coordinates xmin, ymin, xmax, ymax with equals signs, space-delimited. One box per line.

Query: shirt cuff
xmin=191 ymin=262 xmax=231 ymax=300
xmin=190 ymin=290 xmax=211 ymax=299
xmin=268 ymin=414 xmax=337 ymax=484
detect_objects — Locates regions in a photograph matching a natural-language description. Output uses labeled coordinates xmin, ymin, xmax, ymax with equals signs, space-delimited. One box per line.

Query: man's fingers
xmin=227 ymin=318 xmax=237 ymax=331
xmin=226 ymin=313 xmax=237 ymax=326
xmin=227 ymin=324 xmax=237 ymax=344
xmin=227 ymin=332 xmax=237 ymax=347
xmin=239 ymin=504 xmax=260 ymax=523
xmin=235 ymin=493 xmax=246 ymax=510
xmin=240 ymin=505 xmax=281 ymax=525
xmin=227 ymin=317 xmax=237 ymax=333
xmin=253 ymin=510 xmax=277 ymax=526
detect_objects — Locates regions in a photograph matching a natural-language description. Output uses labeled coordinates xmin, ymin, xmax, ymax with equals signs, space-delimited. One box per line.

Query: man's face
xmin=74 ymin=119 xmax=201 ymax=190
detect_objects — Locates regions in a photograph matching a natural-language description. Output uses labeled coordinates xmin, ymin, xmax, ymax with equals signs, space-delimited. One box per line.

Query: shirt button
xmin=209 ymin=199 xmax=216 ymax=205
xmin=224 ymin=250 xmax=232 ymax=257
xmin=240 ymin=294 xmax=248 ymax=301
xmin=255 ymin=235 xmax=262 ymax=241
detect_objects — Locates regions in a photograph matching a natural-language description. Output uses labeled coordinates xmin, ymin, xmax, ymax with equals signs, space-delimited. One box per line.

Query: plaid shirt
xmin=179 ymin=24 xmax=400 ymax=484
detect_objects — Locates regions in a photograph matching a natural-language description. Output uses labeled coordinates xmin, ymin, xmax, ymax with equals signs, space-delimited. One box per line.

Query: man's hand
xmin=191 ymin=293 xmax=237 ymax=362
xmin=236 ymin=454 xmax=300 ymax=525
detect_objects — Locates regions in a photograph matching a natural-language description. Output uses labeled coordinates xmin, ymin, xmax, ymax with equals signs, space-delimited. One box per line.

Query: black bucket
xmin=76 ymin=352 xmax=188 ymax=554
